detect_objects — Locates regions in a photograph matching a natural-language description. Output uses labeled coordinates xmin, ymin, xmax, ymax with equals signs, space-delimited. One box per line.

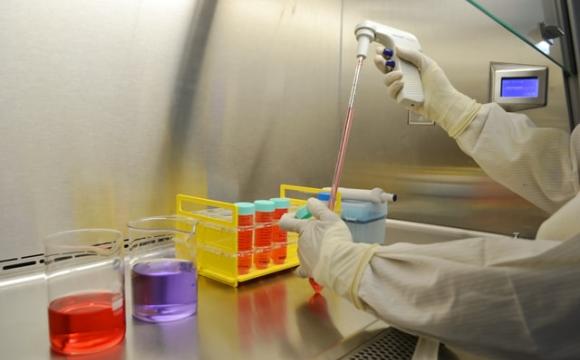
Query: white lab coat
xmin=357 ymin=103 xmax=580 ymax=359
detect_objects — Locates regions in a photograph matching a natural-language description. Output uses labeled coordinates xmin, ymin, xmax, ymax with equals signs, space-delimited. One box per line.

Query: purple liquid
xmin=131 ymin=259 xmax=197 ymax=322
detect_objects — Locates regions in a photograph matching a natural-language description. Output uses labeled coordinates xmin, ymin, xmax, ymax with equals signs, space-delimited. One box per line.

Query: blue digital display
xmin=501 ymin=77 xmax=539 ymax=98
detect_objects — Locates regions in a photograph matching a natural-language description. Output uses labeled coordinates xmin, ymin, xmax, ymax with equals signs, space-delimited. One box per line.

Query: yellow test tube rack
xmin=176 ymin=184 xmax=340 ymax=287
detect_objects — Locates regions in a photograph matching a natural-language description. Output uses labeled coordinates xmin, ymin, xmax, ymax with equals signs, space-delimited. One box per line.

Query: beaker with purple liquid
xmin=128 ymin=215 xmax=197 ymax=323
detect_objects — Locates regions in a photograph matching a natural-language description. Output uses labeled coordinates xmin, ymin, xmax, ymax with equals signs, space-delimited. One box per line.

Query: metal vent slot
xmin=341 ymin=327 xmax=418 ymax=360
xmin=2 ymin=260 xmax=38 ymax=271
xmin=0 ymin=237 xmax=170 ymax=277
xmin=21 ymin=253 xmax=43 ymax=259
xmin=0 ymin=252 xmax=44 ymax=274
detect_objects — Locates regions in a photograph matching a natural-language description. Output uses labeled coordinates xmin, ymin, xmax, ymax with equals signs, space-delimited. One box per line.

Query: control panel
xmin=490 ymin=62 xmax=548 ymax=111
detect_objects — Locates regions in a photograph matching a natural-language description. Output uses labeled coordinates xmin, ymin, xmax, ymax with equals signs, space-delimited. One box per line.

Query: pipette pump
xmin=355 ymin=20 xmax=424 ymax=108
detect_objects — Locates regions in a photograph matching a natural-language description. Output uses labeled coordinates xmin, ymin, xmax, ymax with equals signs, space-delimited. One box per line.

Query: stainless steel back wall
xmin=0 ymin=0 xmax=208 ymax=260
xmin=338 ymin=0 xmax=569 ymax=237
xmin=0 ymin=0 xmax=570 ymax=261
xmin=191 ymin=0 xmax=568 ymax=237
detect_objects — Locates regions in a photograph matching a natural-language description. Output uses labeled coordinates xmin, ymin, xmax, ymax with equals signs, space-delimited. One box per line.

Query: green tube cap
xmin=295 ymin=206 xmax=312 ymax=219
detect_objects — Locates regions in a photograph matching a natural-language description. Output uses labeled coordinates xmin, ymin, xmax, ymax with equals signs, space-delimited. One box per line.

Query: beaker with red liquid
xmin=270 ymin=197 xmax=290 ymax=265
xmin=253 ymin=200 xmax=275 ymax=269
xmin=44 ymin=229 xmax=125 ymax=355
xmin=235 ymin=202 xmax=255 ymax=274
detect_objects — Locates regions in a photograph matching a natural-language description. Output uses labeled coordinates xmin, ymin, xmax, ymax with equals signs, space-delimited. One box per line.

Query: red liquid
xmin=328 ymin=56 xmax=364 ymax=210
xmin=48 ymin=292 xmax=125 ymax=355
xmin=271 ymin=208 xmax=288 ymax=264
xmin=308 ymin=293 xmax=328 ymax=317
xmin=238 ymin=214 xmax=254 ymax=275
xmin=254 ymin=210 xmax=273 ymax=269
xmin=309 ymin=277 xmax=323 ymax=293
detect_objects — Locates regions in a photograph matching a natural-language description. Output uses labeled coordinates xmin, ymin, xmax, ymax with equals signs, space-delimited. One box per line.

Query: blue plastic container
xmin=340 ymin=200 xmax=387 ymax=244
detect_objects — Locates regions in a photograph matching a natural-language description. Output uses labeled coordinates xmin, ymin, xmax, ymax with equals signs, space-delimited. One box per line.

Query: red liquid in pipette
xmin=309 ymin=56 xmax=365 ymax=293
xmin=328 ymin=56 xmax=365 ymax=210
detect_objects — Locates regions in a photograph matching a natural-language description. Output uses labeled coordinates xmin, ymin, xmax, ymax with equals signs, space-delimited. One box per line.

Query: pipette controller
xmin=354 ymin=20 xmax=424 ymax=108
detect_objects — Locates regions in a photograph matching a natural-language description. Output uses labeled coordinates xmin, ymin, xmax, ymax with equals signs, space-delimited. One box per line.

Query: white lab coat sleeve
xmin=456 ymin=103 xmax=578 ymax=213
xmin=357 ymin=236 xmax=580 ymax=360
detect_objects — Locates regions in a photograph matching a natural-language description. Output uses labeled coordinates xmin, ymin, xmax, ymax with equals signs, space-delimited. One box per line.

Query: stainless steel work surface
xmin=0 ymin=270 xmax=380 ymax=360
xmin=0 ymin=220 xmax=511 ymax=359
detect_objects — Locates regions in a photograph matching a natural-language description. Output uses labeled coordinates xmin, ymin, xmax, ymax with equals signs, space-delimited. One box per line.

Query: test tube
xmin=254 ymin=200 xmax=275 ymax=269
xmin=270 ymin=198 xmax=290 ymax=265
xmin=235 ymin=202 xmax=255 ymax=275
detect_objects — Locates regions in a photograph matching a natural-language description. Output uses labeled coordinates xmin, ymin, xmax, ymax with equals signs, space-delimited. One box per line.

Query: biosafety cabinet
xmin=1 ymin=1 xmax=579 ymax=359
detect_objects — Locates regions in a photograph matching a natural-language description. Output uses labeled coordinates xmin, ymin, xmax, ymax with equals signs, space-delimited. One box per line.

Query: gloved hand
xmin=279 ymin=198 xmax=348 ymax=277
xmin=374 ymin=46 xmax=482 ymax=138
xmin=280 ymin=198 xmax=379 ymax=308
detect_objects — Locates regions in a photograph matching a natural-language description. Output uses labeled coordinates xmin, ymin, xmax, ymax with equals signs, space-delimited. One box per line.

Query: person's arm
xmin=376 ymin=46 xmax=578 ymax=213
xmin=281 ymin=200 xmax=580 ymax=359
xmin=456 ymin=103 xmax=577 ymax=213
xmin=358 ymin=234 xmax=580 ymax=360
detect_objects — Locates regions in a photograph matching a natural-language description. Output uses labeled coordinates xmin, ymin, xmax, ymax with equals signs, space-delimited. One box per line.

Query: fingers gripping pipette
xmin=355 ymin=20 xmax=424 ymax=108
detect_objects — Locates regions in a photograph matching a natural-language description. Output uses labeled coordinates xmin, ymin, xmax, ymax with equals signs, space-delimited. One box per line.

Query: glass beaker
xmin=128 ymin=215 xmax=197 ymax=323
xmin=44 ymin=229 xmax=125 ymax=355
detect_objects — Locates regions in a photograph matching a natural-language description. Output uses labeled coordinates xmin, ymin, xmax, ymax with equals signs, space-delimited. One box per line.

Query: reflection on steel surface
xmin=234 ymin=278 xmax=343 ymax=358
xmin=195 ymin=273 xmax=377 ymax=360
xmin=344 ymin=164 xmax=548 ymax=238
xmin=297 ymin=294 xmax=343 ymax=356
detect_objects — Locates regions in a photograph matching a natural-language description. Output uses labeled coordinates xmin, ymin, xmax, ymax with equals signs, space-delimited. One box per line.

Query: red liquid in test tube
xmin=254 ymin=200 xmax=275 ymax=269
xmin=235 ymin=202 xmax=255 ymax=275
xmin=270 ymin=198 xmax=290 ymax=264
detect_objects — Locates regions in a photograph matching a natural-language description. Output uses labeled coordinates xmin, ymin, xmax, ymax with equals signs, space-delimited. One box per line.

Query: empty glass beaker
xmin=128 ymin=215 xmax=197 ymax=323
xmin=44 ymin=229 xmax=125 ymax=355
